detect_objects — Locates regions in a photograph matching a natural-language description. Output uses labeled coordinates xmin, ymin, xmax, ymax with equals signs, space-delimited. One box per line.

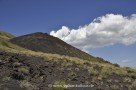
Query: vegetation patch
xmin=0 ymin=31 xmax=136 ymax=89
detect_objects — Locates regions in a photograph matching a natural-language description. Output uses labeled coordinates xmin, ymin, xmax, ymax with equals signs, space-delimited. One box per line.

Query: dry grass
xmin=0 ymin=34 xmax=136 ymax=79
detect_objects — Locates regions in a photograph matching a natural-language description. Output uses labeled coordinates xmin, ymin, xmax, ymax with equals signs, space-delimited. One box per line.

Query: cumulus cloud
xmin=50 ymin=14 xmax=136 ymax=50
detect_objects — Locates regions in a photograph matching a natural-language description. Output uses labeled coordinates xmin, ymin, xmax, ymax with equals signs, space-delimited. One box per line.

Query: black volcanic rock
xmin=1 ymin=31 xmax=136 ymax=90
xmin=10 ymin=32 xmax=93 ymax=60
xmin=0 ymin=52 xmax=134 ymax=90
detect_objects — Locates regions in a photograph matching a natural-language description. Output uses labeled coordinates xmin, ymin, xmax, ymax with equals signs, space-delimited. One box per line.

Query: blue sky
xmin=0 ymin=0 xmax=136 ymax=67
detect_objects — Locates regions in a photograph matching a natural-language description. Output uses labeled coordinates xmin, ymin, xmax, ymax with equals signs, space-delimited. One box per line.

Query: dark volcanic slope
xmin=10 ymin=32 xmax=93 ymax=60
xmin=0 ymin=52 xmax=134 ymax=90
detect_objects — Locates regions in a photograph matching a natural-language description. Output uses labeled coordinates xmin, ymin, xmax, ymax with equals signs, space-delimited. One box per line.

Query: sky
xmin=0 ymin=0 xmax=136 ymax=67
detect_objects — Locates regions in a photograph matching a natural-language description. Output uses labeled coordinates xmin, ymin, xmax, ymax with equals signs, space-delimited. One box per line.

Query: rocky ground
xmin=0 ymin=52 xmax=135 ymax=90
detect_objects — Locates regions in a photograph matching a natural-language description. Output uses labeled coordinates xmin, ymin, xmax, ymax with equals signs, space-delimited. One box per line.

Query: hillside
xmin=0 ymin=30 xmax=15 ymax=40
xmin=10 ymin=32 xmax=112 ymax=64
xmin=10 ymin=32 xmax=95 ymax=61
xmin=0 ymin=31 xmax=136 ymax=90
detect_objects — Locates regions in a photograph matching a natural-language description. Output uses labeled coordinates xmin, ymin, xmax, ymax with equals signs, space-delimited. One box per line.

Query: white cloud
xmin=50 ymin=14 xmax=136 ymax=50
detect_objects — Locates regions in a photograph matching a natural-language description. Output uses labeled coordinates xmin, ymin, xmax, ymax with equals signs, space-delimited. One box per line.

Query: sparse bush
xmin=18 ymin=67 xmax=29 ymax=74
